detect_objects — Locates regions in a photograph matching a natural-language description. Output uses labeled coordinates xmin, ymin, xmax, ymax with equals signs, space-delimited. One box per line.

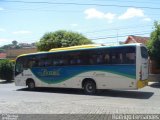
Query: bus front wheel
xmin=83 ymin=80 xmax=96 ymax=95
xmin=27 ymin=79 xmax=35 ymax=90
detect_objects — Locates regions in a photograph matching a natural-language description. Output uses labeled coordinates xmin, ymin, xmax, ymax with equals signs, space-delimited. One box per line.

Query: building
xmin=0 ymin=52 xmax=6 ymax=59
xmin=19 ymin=43 xmax=36 ymax=48
xmin=124 ymin=35 xmax=149 ymax=44
xmin=6 ymin=48 xmax=37 ymax=60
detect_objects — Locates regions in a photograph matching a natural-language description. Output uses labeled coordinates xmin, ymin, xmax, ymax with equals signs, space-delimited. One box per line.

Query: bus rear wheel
xmin=83 ymin=80 xmax=96 ymax=95
xmin=27 ymin=80 xmax=35 ymax=90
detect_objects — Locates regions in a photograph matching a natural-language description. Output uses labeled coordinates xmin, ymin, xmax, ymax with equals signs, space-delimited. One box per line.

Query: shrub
xmin=0 ymin=59 xmax=14 ymax=82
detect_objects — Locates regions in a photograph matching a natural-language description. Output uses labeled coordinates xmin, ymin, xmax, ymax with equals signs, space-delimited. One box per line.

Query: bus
xmin=14 ymin=43 xmax=149 ymax=94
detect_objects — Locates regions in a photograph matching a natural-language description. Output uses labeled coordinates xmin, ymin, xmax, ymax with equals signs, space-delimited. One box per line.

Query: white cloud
xmin=84 ymin=7 xmax=151 ymax=23
xmin=118 ymin=8 xmax=145 ymax=20
xmin=84 ymin=8 xmax=116 ymax=22
xmin=12 ymin=30 xmax=32 ymax=34
xmin=104 ymin=13 xmax=116 ymax=22
xmin=84 ymin=8 xmax=104 ymax=19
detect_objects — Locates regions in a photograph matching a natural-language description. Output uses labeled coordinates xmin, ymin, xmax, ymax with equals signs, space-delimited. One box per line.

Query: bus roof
xmin=50 ymin=43 xmax=142 ymax=52
xmin=16 ymin=43 xmax=142 ymax=58
xmin=49 ymin=44 xmax=103 ymax=52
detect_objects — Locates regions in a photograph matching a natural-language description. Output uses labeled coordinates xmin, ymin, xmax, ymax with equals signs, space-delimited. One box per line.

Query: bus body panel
xmin=135 ymin=44 xmax=149 ymax=89
xmin=15 ymin=65 xmax=137 ymax=90
xmin=14 ymin=43 xmax=149 ymax=91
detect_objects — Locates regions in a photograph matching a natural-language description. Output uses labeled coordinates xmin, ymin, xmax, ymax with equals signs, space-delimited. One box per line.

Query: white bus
xmin=15 ymin=43 xmax=149 ymax=94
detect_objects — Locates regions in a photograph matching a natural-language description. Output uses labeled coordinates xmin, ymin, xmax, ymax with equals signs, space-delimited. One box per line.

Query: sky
xmin=0 ymin=0 xmax=160 ymax=47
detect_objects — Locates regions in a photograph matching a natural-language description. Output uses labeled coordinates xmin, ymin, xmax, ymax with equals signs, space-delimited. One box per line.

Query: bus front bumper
xmin=137 ymin=79 xmax=149 ymax=89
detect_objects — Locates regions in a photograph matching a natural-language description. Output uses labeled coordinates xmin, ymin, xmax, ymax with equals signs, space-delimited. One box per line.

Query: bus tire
xmin=83 ymin=80 xmax=96 ymax=95
xmin=26 ymin=79 xmax=35 ymax=90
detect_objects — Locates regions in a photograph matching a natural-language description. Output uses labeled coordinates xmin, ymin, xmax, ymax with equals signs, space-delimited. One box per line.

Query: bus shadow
xmin=17 ymin=87 xmax=154 ymax=99
xmin=98 ymin=90 xmax=153 ymax=99
xmin=0 ymin=80 xmax=14 ymax=84
xmin=149 ymin=82 xmax=160 ymax=88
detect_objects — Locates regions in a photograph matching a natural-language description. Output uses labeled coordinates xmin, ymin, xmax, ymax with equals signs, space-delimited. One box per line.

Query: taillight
xmin=139 ymin=67 xmax=142 ymax=80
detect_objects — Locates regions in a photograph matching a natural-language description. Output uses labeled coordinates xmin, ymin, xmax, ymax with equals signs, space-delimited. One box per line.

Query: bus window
xmin=141 ymin=47 xmax=148 ymax=59
xmin=124 ymin=47 xmax=136 ymax=64
xmin=15 ymin=57 xmax=24 ymax=75
xmin=96 ymin=55 xmax=104 ymax=64
xmin=104 ymin=54 xmax=110 ymax=64
xmin=36 ymin=54 xmax=52 ymax=67
xmin=126 ymin=53 xmax=135 ymax=64
xmin=104 ymin=47 xmax=136 ymax=64
xmin=70 ymin=56 xmax=80 ymax=65
xmin=16 ymin=62 xmax=23 ymax=73
xmin=109 ymin=48 xmax=123 ymax=64
xmin=89 ymin=55 xmax=96 ymax=65
xmin=51 ymin=53 xmax=69 ymax=66
xmin=29 ymin=57 xmax=37 ymax=68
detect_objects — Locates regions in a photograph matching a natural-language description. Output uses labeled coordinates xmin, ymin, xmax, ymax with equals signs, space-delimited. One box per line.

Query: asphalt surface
xmin=0 ymin=81 xmax=160 ymax=115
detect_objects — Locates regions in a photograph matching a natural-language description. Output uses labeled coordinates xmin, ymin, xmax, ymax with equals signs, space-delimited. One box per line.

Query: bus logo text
xmin=38 ymin=69 xmax=60 ymax=76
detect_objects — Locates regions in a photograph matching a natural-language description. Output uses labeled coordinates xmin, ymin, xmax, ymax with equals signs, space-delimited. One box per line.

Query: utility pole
xmin=116 ymin=29 xmax=119 ymax=45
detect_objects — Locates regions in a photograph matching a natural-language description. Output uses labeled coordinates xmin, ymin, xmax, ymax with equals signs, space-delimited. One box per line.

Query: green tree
xmin=147 ymin=21 xmax=160 ymax=68
xmin=36 ymin=30 xmax=93 ymax=51
xmin=0 ymin=59 xmax=14 ymax=82
xmin=12 ymin=40 xmax=18 ymax=46
xmin=0 ymin=49 xmax=5 ymax=53
xmin=0 ymin=44 xmax=12 ymax=49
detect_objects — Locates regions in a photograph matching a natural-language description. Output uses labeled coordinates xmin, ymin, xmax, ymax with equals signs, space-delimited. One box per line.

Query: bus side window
xmin=70 ymin=58 xmax=77 ymax=65
xmin=53 ymin=59 xmax=58 ymax=66
xmin=119 ymin=53 xmax=123 ymax=64
xmin=104 ymin=54 xmax=110 ymax=64
xmin=115 ymin=54 xmax=122 ymax=64
xmin=96 ymin=55 xmax=104 ymax=64
xmin=33 ymin=61 xmax=39 ymax=67
xmin=24 ymin=56 xmax=37 ymax=68
xmin=89 ymin=55 xmax=96 ymax=65
xmin=111 ymin=54 xmax=117 ymax=64
xmin=22 ymin=57 xmax=29 ymax=69
xmin=126 ymin=53 xmax=136 ymax=64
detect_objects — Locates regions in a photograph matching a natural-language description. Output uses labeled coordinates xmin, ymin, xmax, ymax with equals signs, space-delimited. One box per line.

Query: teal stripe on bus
xmin=31 ymin=65 xmax=136 ymax=84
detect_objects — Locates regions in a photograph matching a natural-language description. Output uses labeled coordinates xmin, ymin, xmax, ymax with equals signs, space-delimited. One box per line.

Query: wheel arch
xmin=26 ymin=78 xmax=35 ymax=86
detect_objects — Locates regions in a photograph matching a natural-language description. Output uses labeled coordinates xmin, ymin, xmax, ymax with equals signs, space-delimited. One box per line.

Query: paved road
xmin=0 ymin=81 xmax=160 ymax=114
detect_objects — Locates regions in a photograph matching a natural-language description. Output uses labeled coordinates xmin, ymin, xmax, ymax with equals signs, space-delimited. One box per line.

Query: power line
xmin=84 ymin=25 xmax=154 ymax=34
xmin=3 ymin=1 xmax=160 ymax=10
xmin=91 ymin=32 xmax=150 ymax=40
xmin=90 ymin=30 xmax=152 ymax=37
xmin=2 ymin=8 xmax=160 ymax=16
xmin=2 ymin=8 xmax=160 ymax=17
xmin=93 ymin=0 xmax=160 ymax=5
xmin=2 ymin=8 xmax=80 ymax=13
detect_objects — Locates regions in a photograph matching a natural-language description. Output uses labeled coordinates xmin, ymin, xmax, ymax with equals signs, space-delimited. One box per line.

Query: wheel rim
xmin=29 ymin=82 xmax=34 ymax=89
xmin=86 ymin=83 xmax=94 ymax=93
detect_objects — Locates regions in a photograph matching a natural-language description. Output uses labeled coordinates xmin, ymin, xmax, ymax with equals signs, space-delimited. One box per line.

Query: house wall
xmin=125 ymin=38 xmax=136 ymax=44
xmin=6 ymin=48 xmax=37 ymax=60
xmin=0 ymin=53 xmax=6 ymax=58
xmin=126 ymin=41 xmax=136 ymax=44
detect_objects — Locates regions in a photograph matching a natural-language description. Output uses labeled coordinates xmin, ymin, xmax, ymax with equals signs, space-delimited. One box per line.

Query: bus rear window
xmin=141 ymin=47 xmax=148 ymax=59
